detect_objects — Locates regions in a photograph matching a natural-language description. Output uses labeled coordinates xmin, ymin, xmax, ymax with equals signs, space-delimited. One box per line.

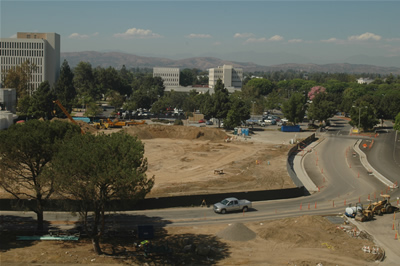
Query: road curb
xmin=353 ymin=139 xmax=398 ymax=189
xmin=297 ymin=137 xmax=326 ymax=193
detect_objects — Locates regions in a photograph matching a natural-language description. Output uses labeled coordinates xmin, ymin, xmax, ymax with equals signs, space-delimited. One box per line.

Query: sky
xmin=1 ymin=0 xmax=400 ymax=67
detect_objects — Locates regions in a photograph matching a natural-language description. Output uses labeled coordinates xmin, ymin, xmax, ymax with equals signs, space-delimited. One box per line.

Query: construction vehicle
xmin=92 ymin=119 xmax=109 ymax=130
xmin=345 ymin=202 xmax=373 ymax=222
xmin=53 ymin=100 xmax=85 ymax=135
xmin=366 ymin=194 xmax=398 ymax=215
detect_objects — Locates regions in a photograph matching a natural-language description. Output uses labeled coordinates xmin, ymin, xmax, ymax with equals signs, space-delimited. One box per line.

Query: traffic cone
xmin=395 ymin=231 xmax=398 ymax=240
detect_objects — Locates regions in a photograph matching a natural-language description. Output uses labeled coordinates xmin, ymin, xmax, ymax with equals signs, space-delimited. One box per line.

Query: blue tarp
xmin=73 ymin=117 xmax=90 ymax=123
xmin=281 ymin=125 xmax=301 ymax=132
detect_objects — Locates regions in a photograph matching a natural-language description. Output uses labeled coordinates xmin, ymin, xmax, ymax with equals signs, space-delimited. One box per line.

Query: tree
xmin=394 ymin=112 xmax=400 ymax=131
xmin=106 ymin=90 xmax=125 ymax=111
xmin=73 ymin=62 xmax=97 ymax=99
xmin=3 ymin=60 xmax=37 ymax=98
xmin=0 ymin=120 xmax=81 ymax=231
xmin=265 ymin=90 xmax=282 ymax=111
xmin=308 ymin=86 xmax=326 ymax=100
xmin=212 ymin=79 xmax=230 ymax=127
xmin=180 ymin=68 xmax=195 ymax=86
xmin=27 ymin=81 xmax=57 ymax=120
xmin=198 ymin=91 xmax=214 ymax=120
xmin=282 ymin=92 xmax=306 ymax=125
xmin=224 ymin=92 xmax=250 ymax=129
xmin=349 ymin=102 xmax=379 ymax=131
xmin=242 ymin=78 xmax=274 ymax=97
xmin=307 ymin=92 xmax=336 ymax=125
xmin=55 ymin=60 xmax=76 ymax=113
xmin=50 ymin=132 xmax=154 ymax=254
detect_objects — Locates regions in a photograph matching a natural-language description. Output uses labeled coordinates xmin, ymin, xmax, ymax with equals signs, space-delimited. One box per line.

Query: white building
xmin=357 ymin=78 xmax=374 ymax=84
xmin=0 ymin=32 xmax=60 ymax=94
xmin=153 ymin=67 xmax=180 ymax=87
xmin=208 ymin=64 xmax=243 ymax=90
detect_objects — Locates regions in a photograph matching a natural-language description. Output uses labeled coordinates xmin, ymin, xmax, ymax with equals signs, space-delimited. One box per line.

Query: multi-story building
xmin=153 ymin=67 xmax=180 ymax=87
xmin=208 ymin=65 xmax=243 ymax=90
xmin=0 ymin=32 xmax=60 ymax=95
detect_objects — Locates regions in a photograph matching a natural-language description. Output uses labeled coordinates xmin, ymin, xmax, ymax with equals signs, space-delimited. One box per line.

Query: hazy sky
xmin=1 ymin=0 xmax=400 ymax=66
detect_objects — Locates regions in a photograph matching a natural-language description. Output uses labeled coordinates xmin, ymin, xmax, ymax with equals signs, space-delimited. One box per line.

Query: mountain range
xmin=61 ymin=51 xmax=400 ymax=75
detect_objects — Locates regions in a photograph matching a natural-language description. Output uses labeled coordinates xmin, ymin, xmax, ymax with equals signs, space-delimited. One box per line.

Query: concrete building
xmin=208 ymin=64 xmax=243 ymax=90
xmin=153 ymin=67 xmax=180 ymax=87
xmin=0 ymin=88 xmax=17 ymax=113
xmin=357 ymin=78 xmax=374 ymax=84
xmin=0 ymin=32 xmax=60 ymax=94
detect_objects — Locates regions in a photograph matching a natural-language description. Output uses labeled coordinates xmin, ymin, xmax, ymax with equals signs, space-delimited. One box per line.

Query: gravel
xmin=216 ymin=223 xmax=257 ymax=242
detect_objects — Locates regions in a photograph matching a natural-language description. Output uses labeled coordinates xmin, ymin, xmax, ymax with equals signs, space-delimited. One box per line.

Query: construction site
xmin=1 ymin=121 xmax=398 ymax=265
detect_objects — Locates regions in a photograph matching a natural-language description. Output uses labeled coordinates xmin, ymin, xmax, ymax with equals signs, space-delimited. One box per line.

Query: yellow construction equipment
xmin=92 ymin=119 xmax=109 ymax=129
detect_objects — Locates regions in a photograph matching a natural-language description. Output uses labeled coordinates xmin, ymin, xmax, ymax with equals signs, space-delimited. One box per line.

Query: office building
xmin=153 ymin=67 xmax=180 ymax=87
xmin=0 ymin=32 xmax=60 ymax=94
xmin=208 ymin=65 xmax=243 ymax=90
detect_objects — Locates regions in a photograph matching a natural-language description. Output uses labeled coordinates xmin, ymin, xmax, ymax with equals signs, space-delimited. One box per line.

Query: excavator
xmin=53 ymin=100 xmax=85 ymax=135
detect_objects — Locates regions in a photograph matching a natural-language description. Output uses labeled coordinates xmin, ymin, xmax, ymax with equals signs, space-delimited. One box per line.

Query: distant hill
xmin=61 ymin=51 xmax=400 ymax=75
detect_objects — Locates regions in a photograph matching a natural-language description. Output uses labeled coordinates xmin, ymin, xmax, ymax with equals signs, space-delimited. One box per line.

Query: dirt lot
xmin=0 ymin=123 xmax=383 ymax=265
xmin=119 ymin=124 xmax=296 ymax=197
xmin=1 ymin=215 xmax=381 ymax=265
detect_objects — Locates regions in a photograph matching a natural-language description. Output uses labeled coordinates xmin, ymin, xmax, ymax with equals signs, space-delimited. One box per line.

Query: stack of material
xmin=216 ymin=223 xmax=256 ymax=241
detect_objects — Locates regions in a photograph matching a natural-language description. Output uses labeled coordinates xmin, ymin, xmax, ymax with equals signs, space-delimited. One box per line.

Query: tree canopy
xmin=281 ymin=92 xmax=306 ymax=125
xmin=49 ymin=132 xmax=154 ymax=254
xmin=0 ymin=120 xmax=81 ymax=230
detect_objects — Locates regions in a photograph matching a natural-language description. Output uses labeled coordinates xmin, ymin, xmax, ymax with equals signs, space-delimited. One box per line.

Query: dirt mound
xmin=123 ymin=124 xmax=228 ymax=141
xmin=216 ymin=223 xmax=257 ymax=241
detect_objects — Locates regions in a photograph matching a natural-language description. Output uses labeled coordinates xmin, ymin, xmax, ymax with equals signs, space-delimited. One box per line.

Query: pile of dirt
xmin=216 ymin=223 xmax=257 ymax=242
xmin=123 ymin=124 xmax=228 ymax=141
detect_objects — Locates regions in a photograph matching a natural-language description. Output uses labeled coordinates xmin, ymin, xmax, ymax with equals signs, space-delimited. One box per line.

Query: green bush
xmin=174 ymin=119 xmax=184 ymax=126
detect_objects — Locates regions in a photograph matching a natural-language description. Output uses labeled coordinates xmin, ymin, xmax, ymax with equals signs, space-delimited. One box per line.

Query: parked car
xmin=199 ymin=119 xmax=206 ymax=123
xmin=213 ymin=197 xmax=252 ymax=214
xmin=206 ymin=120 xmax=213 ymax=125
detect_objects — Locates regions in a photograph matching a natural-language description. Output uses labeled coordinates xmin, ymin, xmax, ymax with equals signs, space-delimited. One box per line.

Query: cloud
xmin=114 ymin=28 xmax=161 ymax=39
xmin=69 ymin=32 xmax=99 ymax=39
xmin=288 ymin=39 xmax=303 ymax=43
xmin=321 ymin=38 xmax=339 ymax=43
xmin=244 ymin=37 xmax=268 ymax=44
xmin=269 ymin=35 xmax=284 ymax=41
xmin=348 ymin=32 xmax=381 ymax=41
xmin=234 ymin=33 xmax=254 ymax=38
xmin=186 ymin=33 xmax=212 ymax=39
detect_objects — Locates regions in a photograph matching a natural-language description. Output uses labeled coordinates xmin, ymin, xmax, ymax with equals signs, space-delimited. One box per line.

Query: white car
xmin=281 ymin=118 xmax=288 ymax=122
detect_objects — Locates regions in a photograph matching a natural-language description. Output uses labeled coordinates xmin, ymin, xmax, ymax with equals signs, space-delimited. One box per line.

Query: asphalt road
xmin=361 ymin=130 xmax=400 ymax=195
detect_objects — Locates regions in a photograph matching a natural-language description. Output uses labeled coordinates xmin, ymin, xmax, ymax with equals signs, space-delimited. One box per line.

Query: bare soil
xmin=1 ymin=215 xmax=381 ymax=265
xmin=122 ymin=124 xmax=295 ymax=197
